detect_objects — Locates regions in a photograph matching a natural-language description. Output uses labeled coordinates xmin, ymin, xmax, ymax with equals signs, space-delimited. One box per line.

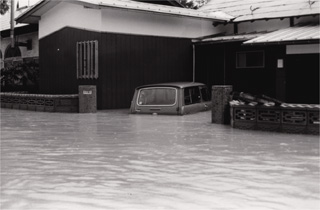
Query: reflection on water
xmin=1 ymin=109 xmax=319 ymax=210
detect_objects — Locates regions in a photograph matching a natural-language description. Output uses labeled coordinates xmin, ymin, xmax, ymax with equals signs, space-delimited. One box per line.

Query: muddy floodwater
xmin=0 ymin=109 xmax=319 ymax=210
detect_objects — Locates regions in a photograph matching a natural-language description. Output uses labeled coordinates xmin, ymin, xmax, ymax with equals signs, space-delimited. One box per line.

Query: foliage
xmin=178 ymin=0 xmax=207 ymax=9
xmin=0 ymin=0 xmax=9 ymax=15
xmin=0 ymin=61 xmax=39 ymax=89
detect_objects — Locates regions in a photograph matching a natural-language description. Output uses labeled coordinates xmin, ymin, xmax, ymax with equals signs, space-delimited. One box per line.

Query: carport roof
xmin=16 ymin=0 xmax=234 ymax=24
xmin=243 ymin=24 xmax=320 ymax=45
xmin=198 ymin=0 xmax=320 ymax=22
xmin=194 ymin=24 xmax=320 ymax=45
xmin=193 ymin=32 xmax=268 ymax=44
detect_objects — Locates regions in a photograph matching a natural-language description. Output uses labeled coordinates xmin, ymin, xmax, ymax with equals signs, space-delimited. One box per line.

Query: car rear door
xmin=182 ymin=86 xmax=207 ymax=114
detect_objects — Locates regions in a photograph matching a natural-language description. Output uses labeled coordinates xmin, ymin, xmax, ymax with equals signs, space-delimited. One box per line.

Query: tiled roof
xmin=198 ymin=0 xmax=320 ymax=22
xmin=243 ymin=24 xmax=320 ymax=44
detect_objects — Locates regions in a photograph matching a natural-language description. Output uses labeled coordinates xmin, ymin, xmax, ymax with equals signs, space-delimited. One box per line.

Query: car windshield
xmin=137 ymin=87 xmax=177 ymax=106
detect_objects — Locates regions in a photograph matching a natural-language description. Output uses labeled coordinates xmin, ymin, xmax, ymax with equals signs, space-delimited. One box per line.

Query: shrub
xmin=0 ymin=61 xmax=39 ymax=92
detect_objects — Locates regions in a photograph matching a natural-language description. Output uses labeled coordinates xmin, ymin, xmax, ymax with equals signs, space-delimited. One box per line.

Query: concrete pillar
xmin=79 ymin=85 xmax=97 ymax=113
xmin=212 ymin=85 xmax=233 ymax=124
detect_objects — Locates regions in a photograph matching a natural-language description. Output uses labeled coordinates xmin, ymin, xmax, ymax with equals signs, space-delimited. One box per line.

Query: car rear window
xmin=137 ymin=87 xmax=177 ymax=106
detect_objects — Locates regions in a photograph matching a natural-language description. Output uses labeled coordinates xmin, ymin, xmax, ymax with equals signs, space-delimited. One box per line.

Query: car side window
xmin=184 ymin=87 xmax=201 ymax=105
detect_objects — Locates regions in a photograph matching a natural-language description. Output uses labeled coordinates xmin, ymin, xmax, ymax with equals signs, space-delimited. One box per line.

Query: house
xmin=15 ymin=0 xmax=233 ymax=109
xmin=0 ymin=0 xmax=39 ymax=68
xmin=15 ymin=0 xmax=319 ymax=109
xmin=194 ymin=0 xmax=319 ymax=104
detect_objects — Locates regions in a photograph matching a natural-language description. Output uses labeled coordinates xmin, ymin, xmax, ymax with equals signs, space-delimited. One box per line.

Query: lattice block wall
xmin=0 ymin=93 xmax=79 ymax=113
xmin=230 ymin=101 xmax=319 ymax=135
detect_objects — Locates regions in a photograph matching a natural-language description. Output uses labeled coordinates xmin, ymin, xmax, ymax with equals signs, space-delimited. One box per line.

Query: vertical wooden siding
xmin=286 ymin=54 xmax=319 ymax=104
xmin=195 ymin=42 xmax=285 ymax=99
xmin=39 ymin=27 xmax=192 ymax=109
xmin=195 ymin=43 xmax=225 ymax=88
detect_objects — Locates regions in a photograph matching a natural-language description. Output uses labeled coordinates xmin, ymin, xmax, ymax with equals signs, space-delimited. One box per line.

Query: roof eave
xmin=16 ymin=0 xmax=233 ymax=24
xmin=232 ymin=13 xmax=320 ymax=23
xmin=100 ymin=4 xmax=231 ymax=22
xmin=243 ymin=39 xmax=320 ymax=46
xmin=15 ymin=0 xmax=61 ymax=24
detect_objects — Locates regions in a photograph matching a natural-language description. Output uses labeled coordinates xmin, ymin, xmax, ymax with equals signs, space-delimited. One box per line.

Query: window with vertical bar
xmin=76 ymin=40 xmax=98 ymax=79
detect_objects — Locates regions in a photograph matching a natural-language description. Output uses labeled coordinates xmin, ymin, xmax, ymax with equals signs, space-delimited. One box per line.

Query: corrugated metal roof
xmin=97 ymin=0 xmax=233 ymax=21
xmin=243 ymin=24 xmax=320 ymax=45
xmin=16 ymin=0 xmax=234 ymax=24
xmin=193 ymin=32 xmax=268 ymax=44
xmin=198 ymin=0 xmax=320 ymax=22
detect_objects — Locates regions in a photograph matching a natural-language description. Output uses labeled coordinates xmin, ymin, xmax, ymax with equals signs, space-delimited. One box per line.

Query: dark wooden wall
xmin=39 ymin=27 xmax=193 ymax=109
xmin=195 ymin=42 xmax=286 ymax=100
xmin=231 ymin=44 xmax=285 ymax=98
xmin=286 ymin=53 xmax=319 ymax=104
xmin=195 ymin=43 xmax=225 ymax=89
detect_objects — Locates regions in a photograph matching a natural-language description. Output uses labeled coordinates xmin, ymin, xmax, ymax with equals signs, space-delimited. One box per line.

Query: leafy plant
xmin=178 ymin=0 xmax=207 ymax=9
xmin=0 ymin=61 xmax=39 ymax=90
xmin=0 ymin=0 xmax=9 ymax=15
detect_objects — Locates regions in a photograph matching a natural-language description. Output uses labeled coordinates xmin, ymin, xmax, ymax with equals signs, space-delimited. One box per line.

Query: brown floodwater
xmin=1 ymin=109 xmax=319 ymax=210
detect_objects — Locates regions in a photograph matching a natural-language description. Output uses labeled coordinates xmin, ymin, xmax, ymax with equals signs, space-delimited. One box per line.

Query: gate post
xmin=212 ymin=85 xmax=233 ymax=124
xmin=79 ymin=85 xmax=97 ymax=113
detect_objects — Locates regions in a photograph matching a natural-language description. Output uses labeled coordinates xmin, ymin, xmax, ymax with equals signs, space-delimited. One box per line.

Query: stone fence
xmin=211 ymin=85 xmax=319 ymax=135
xmin=229 ymin=101 xmax=319 ymax=135
xmin=0 ymin=92 xmax=79 ymax=113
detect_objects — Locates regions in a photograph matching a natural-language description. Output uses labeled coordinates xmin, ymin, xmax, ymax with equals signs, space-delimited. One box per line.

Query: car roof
xmin=136 ymin=82 xmax=207 ymax=89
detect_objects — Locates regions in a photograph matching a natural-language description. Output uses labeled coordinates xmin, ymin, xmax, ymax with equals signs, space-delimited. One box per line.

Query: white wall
xmin=0 ymin=31 xmax=38 ymax=69
xmin=100 ymin=7 xmax=227 ymax=38
xmin=39 ymin=3 xmax=102 ymax=39
xmin=18 ymin=32 xmax=39 ymax=58
xmin=287 ymin=44 xmax=319 ymax=54
xmin=1 ymin=32 xmax=39 ymax=59
xmin=39 ymin=2 xmax=228 ymax=39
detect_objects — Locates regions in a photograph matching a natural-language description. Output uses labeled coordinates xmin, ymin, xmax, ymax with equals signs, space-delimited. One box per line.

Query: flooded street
xmin=0 ymin=108 xmax=319 ymax=210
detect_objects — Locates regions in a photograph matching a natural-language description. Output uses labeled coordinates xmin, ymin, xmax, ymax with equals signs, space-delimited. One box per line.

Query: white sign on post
xmin=83 ymin=90 xmax=92 ymax=95
xmin=277 ymin=59 xmax=284 ymax=68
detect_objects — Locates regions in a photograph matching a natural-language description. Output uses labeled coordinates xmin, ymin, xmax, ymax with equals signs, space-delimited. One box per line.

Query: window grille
xmin=76 ymin=40 xmax=98 ymax=79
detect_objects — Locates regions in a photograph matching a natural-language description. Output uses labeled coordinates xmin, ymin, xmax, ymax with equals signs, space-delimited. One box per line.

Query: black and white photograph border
xmin=1 ymin=0 xmax=319 ymax=209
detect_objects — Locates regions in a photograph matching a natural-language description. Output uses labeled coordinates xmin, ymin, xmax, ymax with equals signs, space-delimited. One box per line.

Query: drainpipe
xmin=192 ymin=44 xmax=195 ymax=82
xmin=10 ymin=0 xmax=15 ymax=48
xmin=223 ymin=45 xmax=226 ymax=84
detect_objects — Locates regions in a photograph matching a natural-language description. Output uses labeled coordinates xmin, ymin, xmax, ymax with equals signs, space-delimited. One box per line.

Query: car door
xmin=182 ymin=86 xmax=205 ymax=114
xmin=199 ymin=85 xmax=212 ymax=110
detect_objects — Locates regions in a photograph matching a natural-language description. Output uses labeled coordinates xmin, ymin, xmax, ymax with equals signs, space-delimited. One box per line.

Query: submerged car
xmin=130 ymin=82 xmax=212 ymax=115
